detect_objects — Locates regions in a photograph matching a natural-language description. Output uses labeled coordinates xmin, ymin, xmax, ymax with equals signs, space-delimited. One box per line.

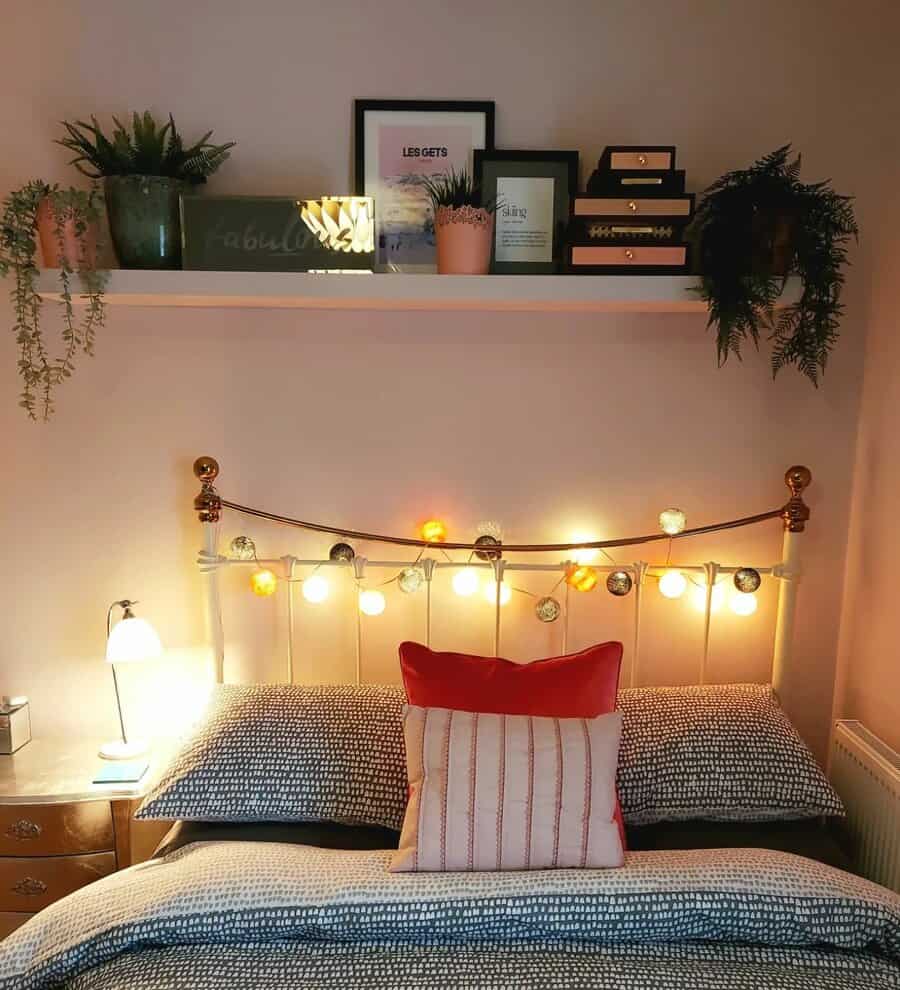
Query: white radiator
xmin=830 ymin=720 xmax=900 ymax=893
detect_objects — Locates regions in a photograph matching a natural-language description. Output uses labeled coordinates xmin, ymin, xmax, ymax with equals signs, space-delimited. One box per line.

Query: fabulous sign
xmin=181 ymin=196 xmax=375 ymax=271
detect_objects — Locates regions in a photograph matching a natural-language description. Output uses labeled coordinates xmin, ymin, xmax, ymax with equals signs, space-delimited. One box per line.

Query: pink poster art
xmin=375 ymin=124 xmax=472 ymax=267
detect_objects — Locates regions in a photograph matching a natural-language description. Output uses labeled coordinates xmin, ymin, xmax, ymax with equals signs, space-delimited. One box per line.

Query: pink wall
xmin=1 ymin=1 xmax=896 ymax=758
xmin=834 ymin=180 xmax=900 ymax=753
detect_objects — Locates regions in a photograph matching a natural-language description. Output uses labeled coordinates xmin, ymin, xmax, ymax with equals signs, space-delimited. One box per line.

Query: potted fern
xmin=690 ymin=146 xmax=857 ymax=385
xmin=57 ymin=111 xmax=235 ymax=269
xmin=421 ymin=168 xmax=499 ymax=275
xmin=0 ymin=181 xmax=107 ymax=420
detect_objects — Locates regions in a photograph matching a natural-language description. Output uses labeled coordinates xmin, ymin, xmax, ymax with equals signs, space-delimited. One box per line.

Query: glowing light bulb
xmin=566 ymin=565 xmax=599 ymax=593
xmin=359 ymin=589 xmax=386 ymax=616
xmin=659 ymin=508 xmax=687 ymax=536
xmin=690 ymin=580 xmax=726 ymax=613
xmin=452 ymin=567 xmax=480 ymax=597
xmin=420 ymin=519 xmax=447 ymax=543
xmin=570 ymin=531 xmax=599 ymax=565
xmin=730 ymin=591 xmax=758 ymax=616
xmin=250 ymin=569 xmax=278 ymax=597
xmin=483 ymin=580 xmax=512 ymax=606
xmin=302 ymin=574 xmax=329 ymax=604
xmin=658 ymin=569 xmax=687 ymax=599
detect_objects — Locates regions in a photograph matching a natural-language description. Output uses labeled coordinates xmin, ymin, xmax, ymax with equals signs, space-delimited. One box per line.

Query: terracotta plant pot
xmin=36 ymin=198 xmax=97 ymax=269
xmin=434 ymin=205 xmax=493 ymax=275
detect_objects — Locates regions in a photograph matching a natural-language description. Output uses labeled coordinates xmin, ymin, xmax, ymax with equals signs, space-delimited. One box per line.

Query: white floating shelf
xmin=33 ymin=269 xmax=801 ymax=314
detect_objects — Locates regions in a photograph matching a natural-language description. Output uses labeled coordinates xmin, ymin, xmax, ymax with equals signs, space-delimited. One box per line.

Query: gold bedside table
xmin=0 ymin=737 xmax=169 ymax=939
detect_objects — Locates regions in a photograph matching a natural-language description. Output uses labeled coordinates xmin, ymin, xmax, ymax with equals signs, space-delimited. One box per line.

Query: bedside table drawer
xmin=0 ymin=911 xmax=34 ymax=939
xmin=0 ymin=852 xmax=116 ymax=911
xmin=0 ymin=802 xmax=114 ymax=856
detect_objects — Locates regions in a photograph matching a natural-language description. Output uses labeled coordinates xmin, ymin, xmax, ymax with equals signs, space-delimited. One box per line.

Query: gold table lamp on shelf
xmin=100 ymin=599 xmax=162 ymax=760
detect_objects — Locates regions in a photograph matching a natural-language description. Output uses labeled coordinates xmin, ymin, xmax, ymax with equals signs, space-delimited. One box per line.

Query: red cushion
xmin=399 ymin=641 xmax=623 ymax=717
xmin=398 ymin=640 xmax=626 ymax=847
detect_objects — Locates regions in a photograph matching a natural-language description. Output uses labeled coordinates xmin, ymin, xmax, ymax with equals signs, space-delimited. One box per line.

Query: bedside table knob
xmin=627 ymin=200 xmax=638 ymax=213
xmin=638 ymin=154 xmax=648 ymax=166
xmin=6 ymin=819 xmax=42 ymax=841
xmin=12 ymin=876 xmax=47 ymax=897
xmin=624 ymin=249 xmax=636 ymax=261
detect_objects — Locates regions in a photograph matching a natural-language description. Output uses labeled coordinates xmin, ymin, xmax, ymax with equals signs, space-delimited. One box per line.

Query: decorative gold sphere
xmin=329 ymin=542 xmax=355 ymax=562
xmin=474 ymin=534 xmax=502 ymax=561
xmin=194 ymin=456 xmax=219 ymax=482
xmin=733 ymin=567 xmax=762 ymax=593
xmin=606 ymin=570 xmax=634 ymax=596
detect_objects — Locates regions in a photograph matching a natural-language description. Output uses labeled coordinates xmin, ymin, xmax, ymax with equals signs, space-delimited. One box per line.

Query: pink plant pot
xmin=434 ymin=206 xmax=493 ymax=275
xmin=37 ymin=198 xmax=97 ymax=269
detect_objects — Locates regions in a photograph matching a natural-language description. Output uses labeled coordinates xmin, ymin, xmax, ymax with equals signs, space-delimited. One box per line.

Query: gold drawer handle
xmin=637 ymin=154 xmax=648 ymax=166
xmin=624 ymin=249 xmax=636 ymax=261
xmin=12 ymin=876 xmax=47 ymax=897
xmin=6 ymin=819 xmax=42 ymax=841
xmin=627 ymin=200 xmax=638 ymax=213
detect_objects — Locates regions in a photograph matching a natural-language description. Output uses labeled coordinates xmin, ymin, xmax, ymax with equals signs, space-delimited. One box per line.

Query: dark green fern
xmin=57 ymin=111 xmax=235 ymax=183
xmin=690 ymin=146 xmax=857 ymax=385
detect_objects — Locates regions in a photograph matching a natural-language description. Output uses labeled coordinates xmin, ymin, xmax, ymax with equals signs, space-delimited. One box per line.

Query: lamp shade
xmin=106 ymin=615 xmax=162 ymax=663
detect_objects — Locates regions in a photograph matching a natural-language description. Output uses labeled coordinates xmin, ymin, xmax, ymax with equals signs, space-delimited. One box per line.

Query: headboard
xmin=191 ymin=458 xmax=811 ymax=693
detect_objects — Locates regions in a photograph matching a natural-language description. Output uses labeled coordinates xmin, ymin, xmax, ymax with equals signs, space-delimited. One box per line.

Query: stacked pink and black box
xmin=568 ymin=146 xmax=694 ymax=274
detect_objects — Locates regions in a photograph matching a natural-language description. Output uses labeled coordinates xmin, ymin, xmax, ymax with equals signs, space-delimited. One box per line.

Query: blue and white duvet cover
xmin=1 ymin=843 xmax=898 ymax=988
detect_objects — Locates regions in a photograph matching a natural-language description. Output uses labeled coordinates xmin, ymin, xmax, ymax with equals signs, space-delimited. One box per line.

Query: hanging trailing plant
xmin=0 ymin=181 xmax=107 ymax=420
xmin=690 ymin=146 xmax=858 ymax=385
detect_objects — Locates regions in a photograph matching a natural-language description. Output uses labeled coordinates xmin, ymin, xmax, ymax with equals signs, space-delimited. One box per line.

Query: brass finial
xmin=193 ymin=456 xmax=221 ymax=523
xmin=193 ymin=456 xmax=219 ymax=483
xmin=781 ymin=465 xmax=811 ymax=532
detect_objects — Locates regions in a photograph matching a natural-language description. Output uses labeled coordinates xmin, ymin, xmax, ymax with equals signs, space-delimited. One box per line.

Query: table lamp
xmin=100 ymin=599 xmax=162 ymax=760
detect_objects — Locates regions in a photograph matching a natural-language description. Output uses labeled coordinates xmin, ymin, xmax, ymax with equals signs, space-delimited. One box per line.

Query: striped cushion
xmin=391 ymin=705 xmax=624 ymax=872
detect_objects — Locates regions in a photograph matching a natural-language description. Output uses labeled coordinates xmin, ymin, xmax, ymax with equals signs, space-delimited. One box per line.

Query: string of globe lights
xmin=192 ymin=458 xmax=812 ymax=685
xmin=231 ymin=506 xmax=765 ymax=622
xmin=191 ymin=458 xmax=814 ymax=690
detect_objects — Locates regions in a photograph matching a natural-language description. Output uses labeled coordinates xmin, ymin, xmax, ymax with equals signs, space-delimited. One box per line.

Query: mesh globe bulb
xmin=690 ymin=580 xmax=726 ymax=613
xmin=302 ymin=574 xmax=329 ymax=604
xmin=658 ymin=508 xmax=687 ymax=536
xmin=730 ymin=591 xmax=759 ymax=616
xmin=452 ymin=568 xmax=480 ymax=597
xmin=658 ymin=569 xmax=687 ymax=599
xmin=483 ymin=581 xmax=512 ymax=606
xmin=359 ymin=589 xmax=386 ymax=616
xmin=250 ymin=569 xmax=278 ymax=597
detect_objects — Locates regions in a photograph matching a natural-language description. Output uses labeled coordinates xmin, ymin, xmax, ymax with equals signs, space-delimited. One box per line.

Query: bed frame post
xmin=771 ymin=466 xmax=811 ymax=697
xmin=194 ymin=456 xmax=225 ymax=684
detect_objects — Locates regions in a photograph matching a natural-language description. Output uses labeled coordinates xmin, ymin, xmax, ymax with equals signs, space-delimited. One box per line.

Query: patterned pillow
xmin=136 ymin=683 xmax=408 ymax=830
xmin=392 ymin=706 xmax=624 ymax=872
xmin=616 ymin=683 xmax=844 ymax=825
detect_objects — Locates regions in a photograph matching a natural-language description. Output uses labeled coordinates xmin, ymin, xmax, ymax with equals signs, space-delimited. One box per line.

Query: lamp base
xmin=98 ymin=739 xmax=148 ymax=761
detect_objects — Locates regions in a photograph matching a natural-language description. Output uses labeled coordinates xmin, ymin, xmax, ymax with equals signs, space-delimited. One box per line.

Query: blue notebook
xmin=92 ymin=761 xmax=149 ymax=785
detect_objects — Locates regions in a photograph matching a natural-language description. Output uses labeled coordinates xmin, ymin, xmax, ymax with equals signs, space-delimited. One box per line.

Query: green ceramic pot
xmin=104 ymin=175 xmax=192 ymax=269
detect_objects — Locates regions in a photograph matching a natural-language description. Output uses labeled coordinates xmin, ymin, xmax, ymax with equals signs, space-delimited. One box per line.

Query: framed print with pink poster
xmin=354 ymin=100 xmax=495 ymax=272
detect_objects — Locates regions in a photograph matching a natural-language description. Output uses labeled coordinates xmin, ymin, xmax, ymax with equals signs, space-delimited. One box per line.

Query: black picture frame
xmin=354 ymin=99 xmax=496 ymax=271
xmin=474 ymin=149 xmax=579 ymax=274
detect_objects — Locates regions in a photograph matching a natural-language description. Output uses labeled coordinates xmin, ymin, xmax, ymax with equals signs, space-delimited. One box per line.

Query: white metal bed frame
xmin=192 ymin=458 xmax=811 ymax=693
